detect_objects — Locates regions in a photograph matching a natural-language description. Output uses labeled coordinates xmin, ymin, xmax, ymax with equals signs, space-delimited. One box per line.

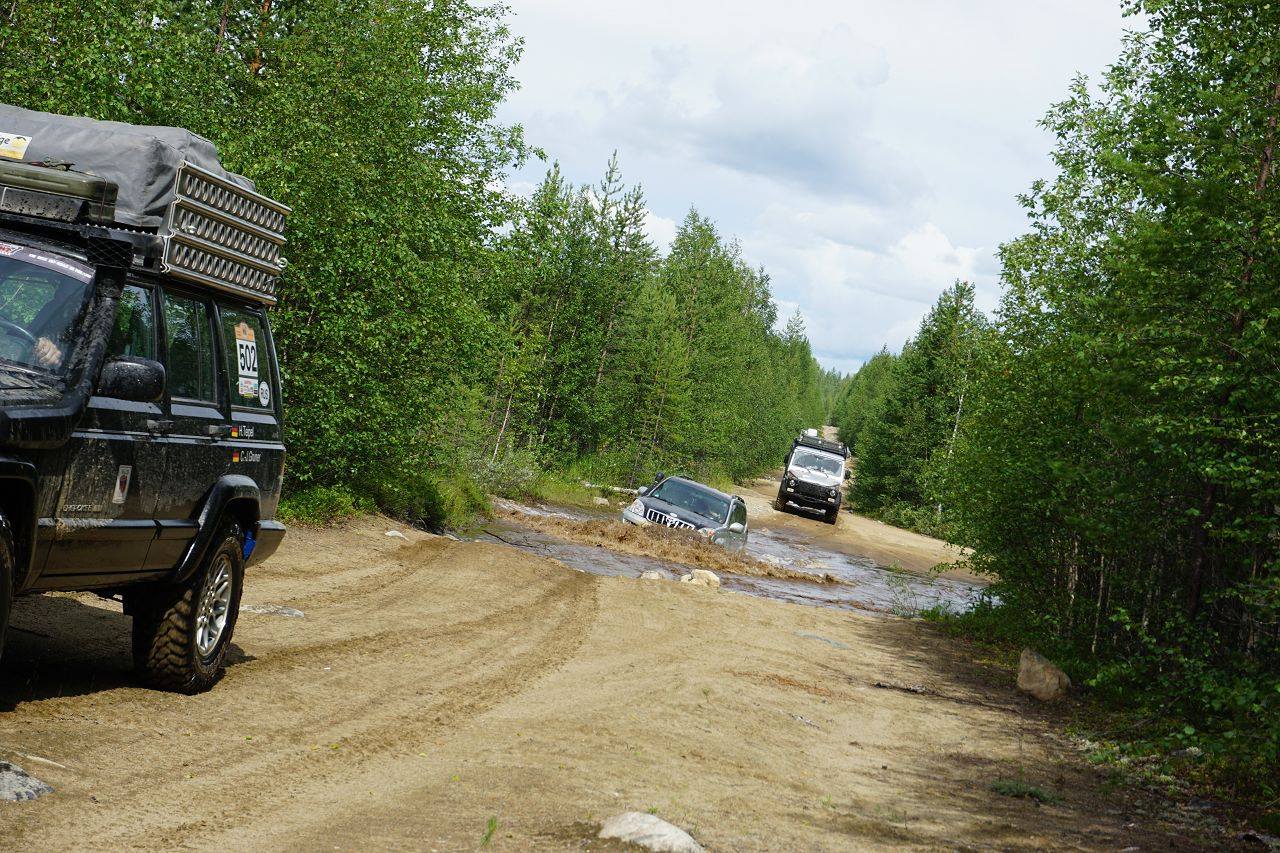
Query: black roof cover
xmin=0 ymin=103 xmax=254 ymax=229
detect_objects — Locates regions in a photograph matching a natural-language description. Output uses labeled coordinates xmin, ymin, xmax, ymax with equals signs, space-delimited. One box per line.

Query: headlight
xmin=828 ymin=487 xmax=837 ymax=497
xmin=698 ymin=527 xmax=715 ymax=537
xmin=627 ymin=498 xmax=644 ymax=514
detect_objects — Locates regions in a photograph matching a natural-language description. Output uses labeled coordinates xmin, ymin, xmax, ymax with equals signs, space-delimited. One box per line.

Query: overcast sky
xmin=498 ymin=1 xmax=1135 ymax=374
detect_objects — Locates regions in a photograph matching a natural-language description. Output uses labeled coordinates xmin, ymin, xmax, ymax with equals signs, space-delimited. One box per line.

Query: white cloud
xmin=643 ymin=209 xmax=678 ymax=253
xmin=501 ymin=0 xmax=1131 ymax=372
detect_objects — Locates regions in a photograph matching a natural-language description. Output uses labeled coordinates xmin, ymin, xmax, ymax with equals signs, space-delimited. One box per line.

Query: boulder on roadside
xmin=1017 ymin=648 xmax=1071 ymax=702
xmin=0 ymin=762 xmax=53 ymax=801
xmin=679 ymin=569 xmax=721 ymax=589
xmin=639 ymin=570 xmax=664 ymax=581
xmin=598 ymin=812 xmax=703 ymax=853
xmin=592 ymin=496 xmax=611 ymax=507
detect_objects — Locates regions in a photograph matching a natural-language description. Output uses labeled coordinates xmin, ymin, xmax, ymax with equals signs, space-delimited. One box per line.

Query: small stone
xmin=385 ymin=529 xmax=408 ymax=540
xmin=241 ymin=603 xmax=305 ymax=618
xmin=795 ymin=631 xmax=850 ymax=650
xmin=639 ymin=570 xmax=665 ymax=580
xmin=678 ymin=569 xmax=721 ymax=589
xmin=592 ymin=496 xmax=611 ymax=506
xmin=1017 ymin=648 xmax=1071 ymax=702
xmin=598 ymin=812 xmax=703 ymax=853
xmin=0 ymin=762 xmax=54 ymax=801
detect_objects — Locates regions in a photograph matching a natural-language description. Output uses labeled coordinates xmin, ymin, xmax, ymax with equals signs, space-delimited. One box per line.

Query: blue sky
xmin=498 ymin=1 xmax=1135 ymax=374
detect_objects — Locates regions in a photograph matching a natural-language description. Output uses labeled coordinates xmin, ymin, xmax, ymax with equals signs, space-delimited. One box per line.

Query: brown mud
xmin=492 ymin=505 xmax=836 ymax=583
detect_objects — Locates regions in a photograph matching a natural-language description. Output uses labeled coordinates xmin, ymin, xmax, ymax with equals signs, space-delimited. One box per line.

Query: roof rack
xmin=0 ymin=105 xmax=290 ymax=305
xmin=794 ymin=433 xmax=849 ymax=458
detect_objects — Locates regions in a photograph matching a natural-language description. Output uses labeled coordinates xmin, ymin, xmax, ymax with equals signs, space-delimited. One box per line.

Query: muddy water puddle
xmin=465 ymin=500 xmax=983 ymax=617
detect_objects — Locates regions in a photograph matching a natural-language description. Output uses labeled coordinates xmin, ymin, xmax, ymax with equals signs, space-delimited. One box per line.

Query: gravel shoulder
xmin=0 ymin=516 xmax=1204 ymax=850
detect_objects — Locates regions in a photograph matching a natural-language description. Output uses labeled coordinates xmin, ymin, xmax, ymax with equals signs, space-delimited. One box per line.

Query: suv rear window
xmin=220 ymin=307 xmax=272 ymax=409
xmin=163 ymin=292 xmax=217 ymax=402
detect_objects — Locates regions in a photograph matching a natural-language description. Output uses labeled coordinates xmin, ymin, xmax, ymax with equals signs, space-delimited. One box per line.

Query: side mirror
xmin=655 ymin=471 xmax=666 ymax=482
xmin=637 ymin=485 xmax=649 ymax=496
xmin=97 ymin=356 xmax=165 ymax=403
xmin=728 ymin=522 xmax=745 ymax=534
xmin=844 ymin=469 xmax=852 ymax=481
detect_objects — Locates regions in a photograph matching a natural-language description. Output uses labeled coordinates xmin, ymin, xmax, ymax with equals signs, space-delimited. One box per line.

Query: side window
xmin=732 ymin=502 xmax=747 ymax=526
xmin=106 ymin=285 xmax=155 ymax=359
xmin=219 ymin=306 xmax=273 ymax=409
xmin=163 ymin=292 xmax=217 ymax=402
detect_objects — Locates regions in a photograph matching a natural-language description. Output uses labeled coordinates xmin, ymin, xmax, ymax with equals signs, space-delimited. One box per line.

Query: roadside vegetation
xmin=4 ymin=0 xmax=1276 ymax=819
xmin=0 ymin=0 xmax=837 ymax=528
xmin=833 ymin=1 xmax=1280 ymax=807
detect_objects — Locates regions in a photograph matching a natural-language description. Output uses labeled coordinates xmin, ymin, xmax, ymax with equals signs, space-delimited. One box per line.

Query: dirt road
xmin=1 ymin=516 xmax=1205 ymax=850
xmin=743 ymin=474 xmax=977 ymax=582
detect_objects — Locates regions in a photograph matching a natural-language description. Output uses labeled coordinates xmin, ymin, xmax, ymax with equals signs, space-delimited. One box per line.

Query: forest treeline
xmin=833 ymin=0 xmax=1280 ymax=797
xmin=0 ymin=0 xmax=833 ymax=519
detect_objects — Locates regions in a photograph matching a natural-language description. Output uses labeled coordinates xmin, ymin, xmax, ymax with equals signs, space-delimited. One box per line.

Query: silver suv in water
xmin=621 ymin=474 xmax=748 ymax=551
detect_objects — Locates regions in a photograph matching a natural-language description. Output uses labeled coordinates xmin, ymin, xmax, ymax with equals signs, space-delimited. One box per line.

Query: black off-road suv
xmin=0 ymin=105 xmax=288 ymax=692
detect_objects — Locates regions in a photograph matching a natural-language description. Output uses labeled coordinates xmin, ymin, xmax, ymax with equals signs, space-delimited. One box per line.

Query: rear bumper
xmin=247 ymin=519 xmax=286 ymax=566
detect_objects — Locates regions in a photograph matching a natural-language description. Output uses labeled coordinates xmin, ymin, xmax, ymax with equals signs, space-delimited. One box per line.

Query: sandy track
xmin=1 ymin=517 xmax=1206 ymax=850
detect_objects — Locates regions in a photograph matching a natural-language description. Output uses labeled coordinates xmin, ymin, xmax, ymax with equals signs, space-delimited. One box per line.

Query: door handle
xmin=206 ymin=423 xmax=233 ymax=438
xmin=146 ymin=418 xmax=174 ymax=434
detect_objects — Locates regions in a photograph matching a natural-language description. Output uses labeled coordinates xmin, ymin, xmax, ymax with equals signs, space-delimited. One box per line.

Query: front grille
xmin=790 ymin=479 xmax=832 ymax=499
xmin=644 ymin=507 xmax=695 ymax=530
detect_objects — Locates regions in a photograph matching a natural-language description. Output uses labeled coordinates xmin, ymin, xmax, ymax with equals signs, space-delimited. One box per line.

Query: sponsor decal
xmin=62 ymin=503 xmax=102 ymax=513
xmin=0 ymin=131 xmax=31 ymax=160
xmin=17 ymin=249 xmax=94 ymax=283
xmin=258 ymin=380 xmax=271 ymax=407
xmin=232 ymin=449 xmax=263 ymax=464
xmin=0 ymin=241 xmax=20 ymax=257
xmin=112 ymin=465 xmax=132 ymax=505
xmin=230 ymin=425 xmax=256 ymax=439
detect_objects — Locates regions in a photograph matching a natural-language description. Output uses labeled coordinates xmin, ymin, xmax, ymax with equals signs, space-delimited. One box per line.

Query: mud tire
xmin=773 ymin=490 xmax=787 ymax=514
xmin=131 ymin=522 xmax=244 ymax=694
xmin=824 ymin=507 xmax=839 ymax=525
xmin=0 ymin=512 xmax=13 ymax=665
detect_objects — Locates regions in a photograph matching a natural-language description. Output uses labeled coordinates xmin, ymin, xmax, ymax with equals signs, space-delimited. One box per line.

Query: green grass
xmin=480 ymin=815 xmax=498 ymax=846
xmin=990 ymin=779 xmax=1061 ymax=804
xmin=277 ymin=485 xmax=369 ymax=526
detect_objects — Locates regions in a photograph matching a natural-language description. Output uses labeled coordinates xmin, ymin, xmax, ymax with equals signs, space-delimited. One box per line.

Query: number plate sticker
xmin=234 ymin=321 xmax=259 ymax=399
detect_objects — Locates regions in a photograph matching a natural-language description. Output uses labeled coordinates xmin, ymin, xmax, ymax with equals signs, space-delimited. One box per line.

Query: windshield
xmin=791 ymin=447 xmax=844 ymax=477
xmin=649 ymin=479 xmax=731 ymax=523
xmin=0 ymin=244 xmax=94 ymax=377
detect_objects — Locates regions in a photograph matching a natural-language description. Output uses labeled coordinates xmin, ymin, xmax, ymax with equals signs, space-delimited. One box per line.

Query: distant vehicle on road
xmin=775 ymin=432 xmax=849 ymax=524
xmin=621 ymin=474 xmax=748 ymax=551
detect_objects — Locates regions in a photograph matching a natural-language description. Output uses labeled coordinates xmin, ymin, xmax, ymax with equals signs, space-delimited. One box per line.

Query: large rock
xmin=598 ymin=812 xmax=704 ymax=853
xmin=0 ymin=762 xmax=53 ymax=801
xmin=592 ymin=496 xmax=611 ymax=507
xmin=639 ymin=570 xmax=665 ymax=580
xmin=679 ymin=569 xmax=721 ymax=589
xmin=1017 ymin=648 xmax=1071 ymax=702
